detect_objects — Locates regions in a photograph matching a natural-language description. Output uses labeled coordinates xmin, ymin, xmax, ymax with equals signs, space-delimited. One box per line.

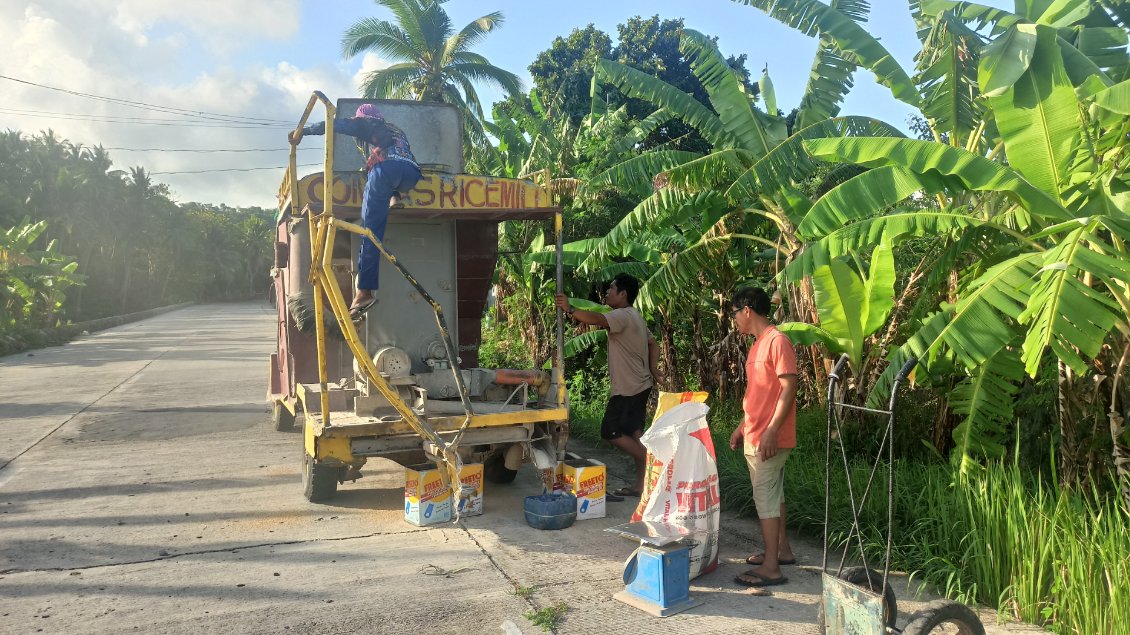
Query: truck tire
xmin=272 ymin=400 xmax=296 ymax=432
xmin=484 ymin=453 xmax=518 ymax=484
xmin=302 ymin=453 xmax=340 ymax=502
xmin=902 ymin=600 xmax=985 ymax=635
xmin=817 ymin=567 xmax=898 ymax=631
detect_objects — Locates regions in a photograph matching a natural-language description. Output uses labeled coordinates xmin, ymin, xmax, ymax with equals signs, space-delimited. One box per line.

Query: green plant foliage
xmin=732 ymin=0 xmax=922 ymax=108
xmin=525 ymin=602 xmax=568 ymax=632
xmin=1 ymin=218 xmax=84 ymax=329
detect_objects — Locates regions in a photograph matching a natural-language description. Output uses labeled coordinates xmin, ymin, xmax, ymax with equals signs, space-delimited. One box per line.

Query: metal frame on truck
xmin=268 ymin=92 xmax=569 ymax=507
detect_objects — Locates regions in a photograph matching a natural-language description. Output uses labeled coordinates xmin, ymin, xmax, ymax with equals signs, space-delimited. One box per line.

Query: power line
xmin=103 ymin=146 xmax=318 ymax=153
xmin=150 ymin=162 xmax=323 ymax=175
xmin=0 ymin=74 xmax=295 ymax=125
xmin=0 ymin=108 xmax=292 ymax=129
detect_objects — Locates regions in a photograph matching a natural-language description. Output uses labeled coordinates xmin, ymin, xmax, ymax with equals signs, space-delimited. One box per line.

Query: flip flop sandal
xmin=611 ymin=487 xmax=642 ymax=497
xmin=734 ymin=570 xmax=789 ymax=587
xmin=746 ymin=553 xmax=797 ymax=566
xmin=349 ymin=298 xmax=377 ymax=321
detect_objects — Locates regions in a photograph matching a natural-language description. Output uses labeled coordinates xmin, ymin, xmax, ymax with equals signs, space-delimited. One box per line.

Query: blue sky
xmin=0 ymin=0 xmax=1010 ymax=208
xmin=294 ymin=0 xmax=932 ymax=128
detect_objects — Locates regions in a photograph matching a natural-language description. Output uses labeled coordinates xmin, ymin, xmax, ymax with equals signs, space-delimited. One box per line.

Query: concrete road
xmin=0 ymin=303 xmax=1044 ymax=634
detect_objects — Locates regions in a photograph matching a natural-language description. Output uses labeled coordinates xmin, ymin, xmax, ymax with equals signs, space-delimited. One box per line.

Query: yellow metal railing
xmin=287 ymin=92 xmax=471 ymax=502
xmin=286 ymin=93 xmax=570 ymax=509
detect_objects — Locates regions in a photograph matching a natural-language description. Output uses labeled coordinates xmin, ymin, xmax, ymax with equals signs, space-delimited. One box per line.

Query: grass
xmin=567 ymin=393 xmax=1130 ymax=635
xmin=512 ymin=584 xmax=538 ymax=599
xmin=524 ymin=602 xmax=568 ymax=633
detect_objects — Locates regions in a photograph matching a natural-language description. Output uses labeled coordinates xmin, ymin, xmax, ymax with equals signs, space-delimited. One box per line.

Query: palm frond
xmin=340 ymin=19 xmax=417 ymax=61
xmin=983 ymin=25 xmax=1084 ymax=202
xmin=447 ymin=62 xmax=524 ymax=97
xmin=594 ymin=59 xmax=733 ymax=148
xmin=662 ymin=149 xmax=755 ymax=193
xmin=605 ymin=108 xmax=674 ymax=158
xmin=915 ymin=13 xmax=984 ymax=146
xmin=681 ymin=29 xmax=781 ymax=156
xmin=950 ymin=345 xmax=1024 ymax=475
xmin=786 ymin=210 xmax=992 ymax=280
xmin=445 ymin=12 xmax=505 ymax=59
xmin=637 ymin=233 xmax=737 ymax=313
xmin=733 ymin=0 xmax=922 ymax=108
xmin=360 ymin=64 xmax=424 ymax=99
xmin=583 ymin=150 xmax=701 ymax=195
xmin=798 ymin=166 xmax=930 ymax=240
xmin=578 ymin=190 xmax=728 ymax=275
xmin=867 ymin=253 xmax=1041 ymax=406
xmin=803 ymin=137 xmax=1070 ymax=222
xmin=1018 ymin=221 xmax=1130 ymax=376
xmin=796 ymin=38 xmax=858 ymax=128
xmin=597 ymin=260 xmax=659 ymax=281
xmin=726 ymin=116 xmax=904 ymax=202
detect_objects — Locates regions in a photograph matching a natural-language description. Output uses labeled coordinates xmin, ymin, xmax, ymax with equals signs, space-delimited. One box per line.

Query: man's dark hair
xmin=611 ymin=273 xmax=641 ymax=304
xmin=731 ymin=286 xmax=771 ymax=317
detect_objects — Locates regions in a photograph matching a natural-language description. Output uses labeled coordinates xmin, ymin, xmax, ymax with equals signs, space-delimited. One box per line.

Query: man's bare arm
xmin=648 ymin=336 xmax=660 ymax=385
xmin=554 ymin=293 xmax=609 ymax=328
xmin=758 ymin=373 xmax=798 ymax=460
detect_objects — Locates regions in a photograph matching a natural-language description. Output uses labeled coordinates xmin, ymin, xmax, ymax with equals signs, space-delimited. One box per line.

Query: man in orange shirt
xmin=727 ymin=287 xmax=797 ymax=587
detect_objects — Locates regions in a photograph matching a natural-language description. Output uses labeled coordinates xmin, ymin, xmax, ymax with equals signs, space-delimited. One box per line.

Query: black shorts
xmin=601 ymin=388 xmax=652 ymax=440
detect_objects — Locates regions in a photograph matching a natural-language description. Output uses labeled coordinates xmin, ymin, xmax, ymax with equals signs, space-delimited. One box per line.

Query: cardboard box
xmin=404 ymin=463 xmax=484 ymax=526
xmin=554 ymin=459 xmax=606 ymax=520
xmin=455 ymin=463 xmax=484 ymax=517
xmin=404 ymin=464 xmax=452 ymax=526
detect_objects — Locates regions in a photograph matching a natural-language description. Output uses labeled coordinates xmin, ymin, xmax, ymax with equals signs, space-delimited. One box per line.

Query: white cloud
xmin=351 ymin=52 xmax=393 ymax=93
xmin=0 ymin=1 xmax=359 ymax=209
xmin=110 ymin=0 xmax=300 ymax=52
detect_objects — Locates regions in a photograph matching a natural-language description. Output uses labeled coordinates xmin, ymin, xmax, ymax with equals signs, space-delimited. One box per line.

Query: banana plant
xmin=777 ymin=236 xmax=895 ymax=374
xmin=577 ymin=17 xmax=903 ymax=314
xmin=1 ymin=218 xmax=84 ymax=328
xmin=789 ymin=6 xmax=1130 ymax=483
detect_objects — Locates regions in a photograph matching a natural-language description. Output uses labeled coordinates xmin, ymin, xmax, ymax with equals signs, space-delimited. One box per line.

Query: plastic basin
xmin=524 ymin=492 xmax=577 ymax=530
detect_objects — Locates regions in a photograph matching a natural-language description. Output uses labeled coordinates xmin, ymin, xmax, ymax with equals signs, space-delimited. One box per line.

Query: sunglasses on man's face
xmin=730 ymin=306 xmax=745 ymax=318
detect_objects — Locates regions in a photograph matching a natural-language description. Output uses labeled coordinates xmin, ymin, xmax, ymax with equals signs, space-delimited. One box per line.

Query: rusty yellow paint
xmin=311 ymin=407 xmax=569 ymax=438
xmin=308 ymin=215 xmax=465 ymax=493
xmin=277 ymin=396 xmax=296 ymax=416
xmin=314 ymin=436 xmax=353 ymax=463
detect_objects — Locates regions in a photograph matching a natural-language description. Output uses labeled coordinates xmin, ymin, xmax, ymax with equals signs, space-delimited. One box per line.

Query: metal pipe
xmin=554 ymin=209 xmax=566 ymax=408
xmin=823 ymin=354 xmax=849 ymax=572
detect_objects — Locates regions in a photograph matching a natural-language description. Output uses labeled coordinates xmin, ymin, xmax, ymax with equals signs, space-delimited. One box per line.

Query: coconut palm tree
xmin=341 ymin=0 xmax=524 ymax=144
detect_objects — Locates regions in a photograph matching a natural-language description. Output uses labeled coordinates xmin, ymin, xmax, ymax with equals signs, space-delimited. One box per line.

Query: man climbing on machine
xmin=291 ymin=104 xmax=421 ymax=320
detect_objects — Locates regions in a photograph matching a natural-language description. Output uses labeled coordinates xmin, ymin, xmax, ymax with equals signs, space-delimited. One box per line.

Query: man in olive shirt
xmin=555 ymin=274 xmax=659 ymax=498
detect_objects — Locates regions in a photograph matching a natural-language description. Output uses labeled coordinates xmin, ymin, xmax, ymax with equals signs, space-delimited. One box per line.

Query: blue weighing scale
xmin=606 ymin=521 xmax=706 ymax=618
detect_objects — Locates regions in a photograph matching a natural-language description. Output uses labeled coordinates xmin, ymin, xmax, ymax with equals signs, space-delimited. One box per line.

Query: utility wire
xmin=0 ymin=108 xmax=291 ymax=129
xmin=150 ymin=162 xmax=322 ymax=175
xmin=0 ymin=74 xmax=294 ymax=125
xmin=102 ymin=146 xmax=318 ymax=153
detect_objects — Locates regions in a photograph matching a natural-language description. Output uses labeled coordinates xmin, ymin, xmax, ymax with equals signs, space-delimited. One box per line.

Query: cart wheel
xmin=484 ymin=453 xmax=518 ymax=484
xmin=817 ymin=567 xmax=898 ymax=631
xmin=272 ymin=400 xmax=296 ymax=432
xmin=302 ymin=453 xmax=341 ymax=502
xmin=901 ymin=600 xmax=985 ymax=635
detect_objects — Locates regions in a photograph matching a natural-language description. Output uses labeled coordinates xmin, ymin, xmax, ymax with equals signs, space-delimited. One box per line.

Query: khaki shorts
xmin=744 ymin=448 xmax=791 ymax=519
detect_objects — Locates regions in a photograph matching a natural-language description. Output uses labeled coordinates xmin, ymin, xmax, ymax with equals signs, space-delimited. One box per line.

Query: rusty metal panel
xmin=821 ymin=573 xmax=886 ymax=635
xmin=354 ymin=220 xmax=459 ymax=374
xmin=334 ymin=99 xmax=463 ymax=174
xmin=456 ymin=220 xmax=497 ymax=368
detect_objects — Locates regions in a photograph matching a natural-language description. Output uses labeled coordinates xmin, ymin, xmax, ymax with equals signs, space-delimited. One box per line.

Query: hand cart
xmin=819 ymin=354 xmax=985 ymax=635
